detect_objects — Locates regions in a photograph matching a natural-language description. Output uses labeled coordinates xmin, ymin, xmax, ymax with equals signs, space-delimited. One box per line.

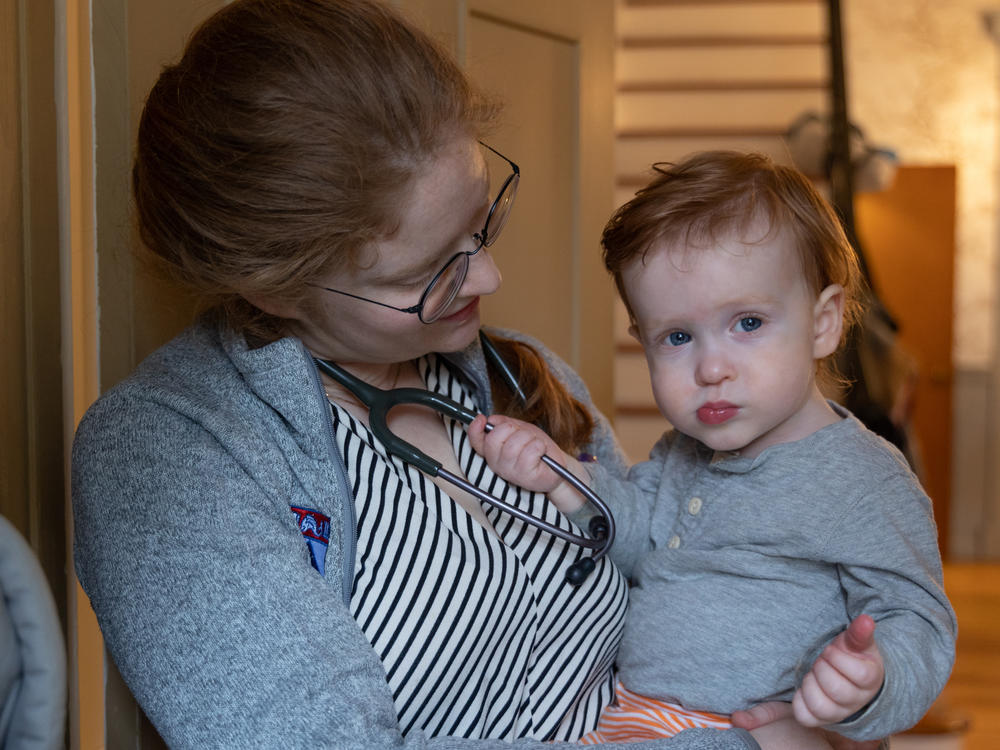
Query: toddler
xmin=469 ymin=151 xmax=956 ymax=748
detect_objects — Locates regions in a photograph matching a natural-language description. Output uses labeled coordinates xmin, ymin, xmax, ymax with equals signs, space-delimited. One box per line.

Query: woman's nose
xmin=463 ymin=247 xmax=502 ymax=297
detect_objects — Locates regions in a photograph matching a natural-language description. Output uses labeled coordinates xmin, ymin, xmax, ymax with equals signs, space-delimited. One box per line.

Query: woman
xmin=71 ymin=1 xmax=760 ymax=747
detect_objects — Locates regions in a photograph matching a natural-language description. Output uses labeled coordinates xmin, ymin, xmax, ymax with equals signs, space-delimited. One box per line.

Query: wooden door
xmin=855 ymin=166 xmax=955 ymax=554
xmin=401 ymin=0 xmax=616 ymax=415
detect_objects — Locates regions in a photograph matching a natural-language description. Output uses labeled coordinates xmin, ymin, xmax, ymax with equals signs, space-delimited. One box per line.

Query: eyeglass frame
xmin=314 ymin=142 xmax=519 ymax=324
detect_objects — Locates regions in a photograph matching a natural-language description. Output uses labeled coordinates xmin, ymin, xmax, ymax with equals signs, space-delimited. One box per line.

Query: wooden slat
xmin=618 ymin=126 xmax=788 ymax=138
xmin=619 ymin=169 xmax=826 ymax=189
xmin=618 ymin=46 xmax=827 ymax=80
xmin=625 ymin=0 xmax=819 ymax=5
xmin=618 ymin=89 xmax=826 ymax=132
xmin=621 ymin=35 xmax=826 ymax=48
xmin=616 ymin=340 xmax=644 ymax=353
xmin=616 ymin=134 xmax=795 ymax=176
xmin=615 ymin=404 xmax=663 ymax=417
xmin=618 ymin=79 xmax=827 ymax=93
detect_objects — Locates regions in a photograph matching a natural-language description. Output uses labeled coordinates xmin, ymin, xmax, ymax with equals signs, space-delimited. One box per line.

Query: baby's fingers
xmin=793 ymin=669 xmax=842 ymax=726
xmin=467 ymin=414 xmax=490 ymax=452
xmin=730 ymin=701 xmax=793 ymax=729
xmin=497 ymin=427 xmax=549 ymax=473
xmin=794 ymin=654 xmax=879 ymax=726
xmin=819 ymin=642 xmax=882 ymax=692
xmin=470 ymin=415 xmax=521 ymax=466
xmin=842 ymin=614 xmax=876 ymax=654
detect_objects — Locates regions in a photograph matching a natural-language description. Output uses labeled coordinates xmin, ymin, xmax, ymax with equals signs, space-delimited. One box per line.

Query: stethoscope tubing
xmin=436 ymin=448 xmax=613 ymax=554
xmin=313 ymin=354 xmax=615 ymax=583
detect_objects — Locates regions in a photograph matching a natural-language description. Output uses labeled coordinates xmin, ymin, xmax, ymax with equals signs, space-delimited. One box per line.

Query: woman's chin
xmin=432 ymin=303 xmax=481 ymax=351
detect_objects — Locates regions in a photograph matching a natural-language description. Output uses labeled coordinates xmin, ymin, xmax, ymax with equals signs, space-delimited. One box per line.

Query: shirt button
xmin=688 ymin=497 xmax=703 ymax=515
xmin=668 ymin=535 xmax=681 ymax=549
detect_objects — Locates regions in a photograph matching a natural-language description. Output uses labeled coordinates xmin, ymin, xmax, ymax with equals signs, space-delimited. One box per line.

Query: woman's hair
xmin=485 ymin=338 xmax=595 ymax=454
xmin=134 ymin=0 xmax=592 ymax=450
xmin=134 ymin=0 xmax=499 ymax=339
xmin=601 ymin=150 xmax=866 ymax=376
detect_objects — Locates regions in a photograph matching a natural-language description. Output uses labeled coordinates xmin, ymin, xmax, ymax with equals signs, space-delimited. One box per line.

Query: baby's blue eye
xmin=738 ymin=317 xmax=762 ymax=333
xmin=667 ymin=331 xmax=691 ymax=346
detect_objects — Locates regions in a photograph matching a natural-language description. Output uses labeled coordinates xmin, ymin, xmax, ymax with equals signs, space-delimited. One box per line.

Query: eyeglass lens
xmin=482 ymin=173 xmax=517 ymax=247
xmin=419 ymin=254 xmax=469 ymax=323
xmin=419 ymin=160 xmax=519 ymax=323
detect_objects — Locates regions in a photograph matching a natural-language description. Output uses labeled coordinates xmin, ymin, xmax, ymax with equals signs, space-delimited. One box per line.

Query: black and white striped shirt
xmin=329 ymin=354 xmax=628 ymax=741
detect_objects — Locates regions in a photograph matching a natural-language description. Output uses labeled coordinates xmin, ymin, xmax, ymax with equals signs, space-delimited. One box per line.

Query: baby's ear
xmin=813 ymin=284 xmax=845 ymax=359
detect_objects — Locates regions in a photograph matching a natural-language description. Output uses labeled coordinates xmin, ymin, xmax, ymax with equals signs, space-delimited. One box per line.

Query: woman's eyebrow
xmin=364 ymin=241 xmax=455 ymax=285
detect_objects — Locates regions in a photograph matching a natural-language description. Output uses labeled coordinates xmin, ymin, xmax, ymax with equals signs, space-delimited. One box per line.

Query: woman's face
xmin=285 ymin=136 xmax=502 ymax=365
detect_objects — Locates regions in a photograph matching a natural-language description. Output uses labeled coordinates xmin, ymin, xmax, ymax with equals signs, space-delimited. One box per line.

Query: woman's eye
xmin=667 ymin=331 xmax=691 ymax=346
xmin=738 ymin=317 xmax=762 ymax=333
xmin=410 ymin=257 xmax=450 ymax=289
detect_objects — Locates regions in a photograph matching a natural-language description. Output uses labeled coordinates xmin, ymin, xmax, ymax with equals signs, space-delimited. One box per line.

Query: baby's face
xmin=624 ymin=227 xmax=841 ymax=458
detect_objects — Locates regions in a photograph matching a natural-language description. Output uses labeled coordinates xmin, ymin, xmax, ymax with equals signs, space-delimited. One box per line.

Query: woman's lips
xmin=697 ymin=402 xmax=738 ymax=425
xmin=441 ymin=297 xmax=479 ymax=323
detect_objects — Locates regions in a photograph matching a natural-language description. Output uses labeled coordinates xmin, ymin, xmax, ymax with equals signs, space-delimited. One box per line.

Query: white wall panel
xmin=617 ymin=89 xmax=827 ymax=130
xmin=617 ymin=3 xmax=824 ymax=38
xmin=616 ymin=135 xmax=794 ymax=174
xmin=618 ymin=46 xmax=826 ymax=84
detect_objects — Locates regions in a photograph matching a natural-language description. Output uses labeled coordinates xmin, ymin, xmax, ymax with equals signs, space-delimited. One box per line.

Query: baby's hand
xmin=794 ymin=614 xmax=884 ymax=728
xmin=467 ymin=414 xmax=585 ymax=513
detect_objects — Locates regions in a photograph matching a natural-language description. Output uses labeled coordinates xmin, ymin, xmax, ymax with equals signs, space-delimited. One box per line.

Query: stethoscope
xmin=313 ymin=331 xmax=615 ymax=585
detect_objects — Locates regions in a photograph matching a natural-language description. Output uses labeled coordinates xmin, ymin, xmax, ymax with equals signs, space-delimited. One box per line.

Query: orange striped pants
xmin=579 ymin=682 xmax=731 ymax=744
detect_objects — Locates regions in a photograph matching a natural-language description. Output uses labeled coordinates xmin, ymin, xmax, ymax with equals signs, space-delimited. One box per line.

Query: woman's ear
xmin=243 ymin=292 xmax=301 ymax=321
xmin=813 ymin=284 xmax=845 ymax=359
xmin=627 ymin=323 xmax=641 ymax=344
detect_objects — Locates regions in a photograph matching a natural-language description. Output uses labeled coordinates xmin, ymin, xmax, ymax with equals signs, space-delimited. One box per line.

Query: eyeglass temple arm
xmin=317 ymin=286 xmax=420 ymax=315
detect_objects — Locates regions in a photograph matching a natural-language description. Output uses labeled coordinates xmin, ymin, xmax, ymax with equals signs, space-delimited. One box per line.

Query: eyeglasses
xmin=317 ymin=143 xmax=519 ymax=324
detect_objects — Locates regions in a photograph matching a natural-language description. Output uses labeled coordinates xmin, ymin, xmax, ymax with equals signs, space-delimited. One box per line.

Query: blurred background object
xmin=0 ymin=515 xmax=67 ymax=750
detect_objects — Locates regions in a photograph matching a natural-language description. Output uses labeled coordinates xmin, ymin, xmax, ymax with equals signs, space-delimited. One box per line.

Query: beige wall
xmin=845 ymin=1 xmax=999 ymax=372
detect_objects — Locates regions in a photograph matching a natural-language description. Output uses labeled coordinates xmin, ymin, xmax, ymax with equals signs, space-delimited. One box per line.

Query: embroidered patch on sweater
xmin=290 ymin=506 xmax=330 ymax=576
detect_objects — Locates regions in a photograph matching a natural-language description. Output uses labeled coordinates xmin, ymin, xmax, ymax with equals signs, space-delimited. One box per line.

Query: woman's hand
xmin=731 ymin=702 xmax=882 ymax=750
xmin=794 ymin=614 xmax=884 ymax=728
xmin=730 ymin=701 xmax=794 ymax=731
xmin=467 ymin=414 xmax=586 ymax=513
